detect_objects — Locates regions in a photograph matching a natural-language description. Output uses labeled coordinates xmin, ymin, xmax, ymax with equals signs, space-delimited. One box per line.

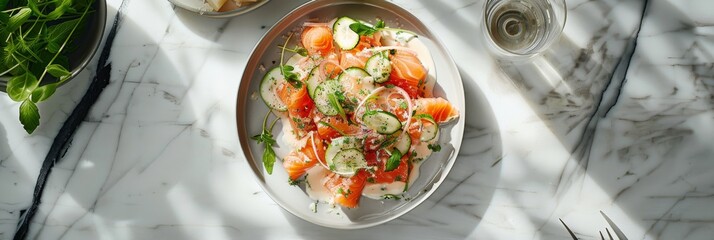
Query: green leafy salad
xmin=1 ymin=0 xmax=95 ymax=133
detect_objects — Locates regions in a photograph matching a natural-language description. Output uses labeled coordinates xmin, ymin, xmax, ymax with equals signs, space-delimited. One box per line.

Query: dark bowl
xmin=0 ymin=0 xmax=107 ymax=92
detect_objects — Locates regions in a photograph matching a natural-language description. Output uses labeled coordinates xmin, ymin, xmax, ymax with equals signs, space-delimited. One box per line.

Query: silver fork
xmin=560 ymin=211 xmax=628 ymax=240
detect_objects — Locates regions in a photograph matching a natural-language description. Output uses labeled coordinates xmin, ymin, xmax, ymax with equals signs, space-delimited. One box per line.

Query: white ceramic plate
xmin=236 ymin=0 xmax=465 ymax=229
xmin=168 ymin=0 xmax=269 ymax=17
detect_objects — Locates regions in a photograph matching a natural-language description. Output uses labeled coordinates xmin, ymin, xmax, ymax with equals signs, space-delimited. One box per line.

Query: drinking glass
xmin=482 ymin=0 xmax=567 ymax=60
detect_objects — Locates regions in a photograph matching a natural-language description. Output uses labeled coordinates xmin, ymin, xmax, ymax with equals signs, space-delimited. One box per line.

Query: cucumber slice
xmin=338 ymin=67 xmax=375 ymax=100
xmin=362 ymin=110 xmax=401 ymax=134
xmin=306 ymin=66 xmax=321 ymax=99
xmin=326 ymin=136 xmax=365 ymax=176
xmin=313 ymin=80 xmax=341 ymax=116
xmin=331 ymin=148 xmax=367 ymax=175
xmin=337 ymin=67 xmax=370 ymax=82
xmin=365 ymin=51 xmax=391 ymax=83
xmin=333 ymin=17 xmax=360 ymax=50
xmin=415 ymin=114 xmax=439 ymax=141
xmin=394 ymin=133 xmax=411 ymax=155
xmin=420 ymin=120 xmax=439 ymax=142
xmin=260 ymin=67 xmax=288 ymax=111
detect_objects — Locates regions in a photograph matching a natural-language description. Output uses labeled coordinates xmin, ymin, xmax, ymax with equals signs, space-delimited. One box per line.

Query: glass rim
xmin=482 ymin=0 xmax=568 ymax=58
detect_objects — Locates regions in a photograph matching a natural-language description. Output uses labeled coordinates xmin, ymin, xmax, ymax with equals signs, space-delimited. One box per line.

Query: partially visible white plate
xmin=236 ymin=0 xmax=465 ymax=229
xmin=168 ymin=0 xmax=269 ymax=17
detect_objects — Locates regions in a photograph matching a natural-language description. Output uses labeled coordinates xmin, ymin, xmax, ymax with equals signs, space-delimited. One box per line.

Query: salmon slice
xmin=339 ymin=52 xmax=368 ymax=69
xmin=413 ymin=97 xmax=460 ymax=123
xmin=323 ymin=170 xmax=369 ymax=208
xmin=283 ymin=151 xmax=315 ymax=181
xmin=287 ymin=85 xmax=316 ymax=135
xmin=316 ymin=115 xmax=361 ymax=140
xmin=349 ymin=35 xmax=382 ymax=53
xmin=321 ymin=53 xmax=342 ymax=78
xmin=305 ymin=133 xmax=326 ymax=166
xmin=301 ymin=26 xmax=334 ymax=56
xmin=282 ymin=133 xmax=325 ymax=180
xmin=275 ymin=82 xmax=292 ymax=107
xmin=387 ymin=50 xmax=427 ymax=98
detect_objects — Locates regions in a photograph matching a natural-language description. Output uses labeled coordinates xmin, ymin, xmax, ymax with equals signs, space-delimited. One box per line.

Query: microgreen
xmin=279 ymin=45 xmax=308 ymax=57
xmin=349 ymin=18 xmax=418 ymax=38
xmin=349 ymin=19 xmax=385 ymax=36
xmin=279 ymin=33 xmax=302 ymax=88
xmin=382 ymin=194 xmax=401 ymax=200
xmin=427 ymin=143 xmax=441 ymax=152
xmin=252 ymin=111 xmax=280 ymax=174
xmin=1 ymin=0 xmax=95 ymax=133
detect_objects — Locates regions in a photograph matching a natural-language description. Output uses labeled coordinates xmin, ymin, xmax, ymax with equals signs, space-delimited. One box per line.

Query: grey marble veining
xmin=0 ymin=0 xmax=713 ymax=239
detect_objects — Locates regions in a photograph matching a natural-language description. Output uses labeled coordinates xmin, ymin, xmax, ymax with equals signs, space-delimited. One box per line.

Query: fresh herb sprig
xmin=1 ymin=0 xmax=95 ymax=134
xmin=279 ymin=45 xmax=308 ymax=57
xmin=385 ymin=148 xmax=402 ymax=172
xmin=327 ymin=92 xmax=348 ymax=123
xmin=349 ymin=18 xmax=418 ymax=37
xmin=279 ymin=33 xmax=302 ymax=88
xmin=349 ymin=19 xmax=385 ymax=36
xmin=252 ymin=111 xmax=280 ymax=174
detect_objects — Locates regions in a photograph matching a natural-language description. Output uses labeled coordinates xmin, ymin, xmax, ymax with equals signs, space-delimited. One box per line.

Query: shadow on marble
xmin=489 ymin=0 xmax=714 ymax=238
xmin=282 ymin=67 xmax=503 ymax=239
xmin=416 ymin=0 xmax=480 ymax=46
xmin=0 ymin=122 xmax=31 ymax=238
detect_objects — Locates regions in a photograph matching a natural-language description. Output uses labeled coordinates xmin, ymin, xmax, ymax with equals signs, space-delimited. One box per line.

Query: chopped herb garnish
xmin=409 ymin=151 xmax=418 ymax=163
xmin=427 ymin=143 xmax=441 ymax=152
xmin=399 ymin=101 xmax=408 ymax=109
xmin=292 ymin=117 xmax=306 ymax=129
xmin=337 ymin=187 xmax=352 ymax=196
xmin=288 ymin=178 xmax=303 ymax=186
xmin=382 ymin=194 xmax=401 ymax=200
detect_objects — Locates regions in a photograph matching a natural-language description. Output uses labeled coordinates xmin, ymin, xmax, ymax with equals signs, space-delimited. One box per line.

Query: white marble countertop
xmin=2 ymin=0 xmax=713 ymax=239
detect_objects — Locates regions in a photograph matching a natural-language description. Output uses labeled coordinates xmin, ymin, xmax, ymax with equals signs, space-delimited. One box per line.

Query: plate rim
xmin=168 ymin=0 xmax=271 ymax=17
xmin=236 ymin=0 xmax=466 ymax=229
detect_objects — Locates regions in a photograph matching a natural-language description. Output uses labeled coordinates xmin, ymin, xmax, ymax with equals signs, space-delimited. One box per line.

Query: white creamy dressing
xmin=363 ymin=182 xmax=406 ymax=199
xmin=279 ymin=116 xmax=302 ymax=150
xmin=275 ymin=21 xmax=439 ymax=203
xmin=305 ymin=166 xmax=334 ymax=202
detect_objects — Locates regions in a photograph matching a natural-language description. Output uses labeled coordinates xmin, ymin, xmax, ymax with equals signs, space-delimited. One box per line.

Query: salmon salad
xmin=252 ymin=16 xmax=460 ymax=209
